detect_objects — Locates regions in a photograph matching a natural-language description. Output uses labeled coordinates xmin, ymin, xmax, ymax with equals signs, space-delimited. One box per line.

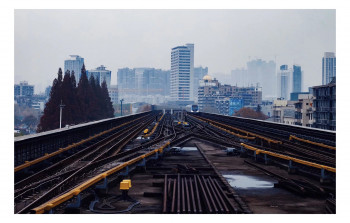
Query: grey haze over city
xmin=15 ymin=9 xmax=335 ymax=94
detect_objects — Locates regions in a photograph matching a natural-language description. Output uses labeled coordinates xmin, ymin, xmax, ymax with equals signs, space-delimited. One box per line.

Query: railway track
xmin=197 ymin=113 xmax=335 ymax=143
xmin=146 ymin=139 xmax=249 ymax=213
xmin=188 ymin=113 xmax=335 ymax=167
xmin=196 ymin=113 xmax=335 ymax=145
xmin=185 ymin=113 xmax=336 ymax=186
xmin=15 ymin=114 xmax=156 ymax=188
xmin=14 ymin=111 xmax=336 ymax=214
xmin=14 ymin=113 xmax=154 ymax=181
xmin=15 ymin=113 xmax=162 ymax=213
xmin=15 ymin=113 xmax=188 ymax=214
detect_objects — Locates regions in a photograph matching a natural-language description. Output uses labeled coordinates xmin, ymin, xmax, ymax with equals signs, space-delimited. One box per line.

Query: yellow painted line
xmin=210 ymin=123 xmax=255 ymax=140
xmin=15 ymin=116 xmax=145 ymax=172
xmin=144 ymin=114 xmax=164 ymax=138
xmin=193 ymin=115 xmax=282 ymax=145
xmin=289 ymin=135 xmax=336 ymax=150
xmin=240 ymin=143 xmax=335 ymax=173
xmin=32 ymin=141 xmax=171 ymax=214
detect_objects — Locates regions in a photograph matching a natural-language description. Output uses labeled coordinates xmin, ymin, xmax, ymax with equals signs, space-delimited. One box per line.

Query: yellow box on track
xmin=120 ymin=179 xmax=132 ymax=190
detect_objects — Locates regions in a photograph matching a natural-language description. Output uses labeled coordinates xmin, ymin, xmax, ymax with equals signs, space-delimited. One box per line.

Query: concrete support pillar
xmin=120 ymin=166 xmax=129 ymax=176
xmin=66 ymin=194 xmax=81 ymax=209
xmin=264 ymin=154 xmax=271 ymax=165
xmin=320 ymin=168 xmax=332 ymax=184
xmin=240 ymin=146 xmax=247 ymax=158
xmin=288 ymin=160 xmax=297 ymax=174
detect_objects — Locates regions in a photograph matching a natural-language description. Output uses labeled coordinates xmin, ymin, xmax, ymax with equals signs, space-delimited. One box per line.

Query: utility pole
xmin=59 ymin=100 xmax=65 ymax=129
xmin=120 ymin=99 xmax=124 ymax=116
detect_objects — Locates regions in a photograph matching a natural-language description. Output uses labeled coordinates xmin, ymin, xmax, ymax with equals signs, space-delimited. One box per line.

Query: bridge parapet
xmin=14 ymin=111 xmax=153 ymax=167
xmin=194 ymin=112 xmax=336 ymax=145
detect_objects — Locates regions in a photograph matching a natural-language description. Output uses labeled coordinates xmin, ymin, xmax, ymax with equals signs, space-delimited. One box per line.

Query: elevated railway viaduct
xmin=14 ymin=110 xmax=336 ymax=214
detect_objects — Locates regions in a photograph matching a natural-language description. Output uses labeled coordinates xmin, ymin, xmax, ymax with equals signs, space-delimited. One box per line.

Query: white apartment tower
xmin=64 ymin=55 xmax=84 ymax=81
xmin=278 ymin=65 xmax=292 ymax=100
xmin=170 ymin=43 xmax=194 ymax=101
xmin=322 ymin=52 xmax=336 ymax=85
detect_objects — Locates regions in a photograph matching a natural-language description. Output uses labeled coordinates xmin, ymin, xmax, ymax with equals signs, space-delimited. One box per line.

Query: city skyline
xmin=15 ymin=10 xmax=335 ymax=93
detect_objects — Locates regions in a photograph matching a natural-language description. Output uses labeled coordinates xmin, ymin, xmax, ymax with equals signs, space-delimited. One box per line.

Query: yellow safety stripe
xmin=289 ymin=135 xmax=336 ymax=150
xmin=15 ymin=116 xmax=145 ymax=173
xmin=144 ymin=114 xmax=164 ymax=138
xmin=32 ymin=141 xmax=171 ymax=214
xmin=240 ymin=143 xmax=335 ymax=173
xmin=210 ymin=123 xmax=255 ymax=140
xmin=193 ymin=115 xmax=282 ymax=145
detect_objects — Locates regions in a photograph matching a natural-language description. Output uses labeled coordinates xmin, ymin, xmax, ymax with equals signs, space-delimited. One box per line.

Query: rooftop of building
xmin=88 ymin=65 xmax=111 ymax=72
xmin=66 ymin=55 xmax=83 ymax=60
xmin=203 ymin=74 xmax=212 ymax=81
xmin=16 ymin=81 xmax=34 ymax=87
xmin=323 ymin=52 xmax=336 ymax=57
xmin=171 ymin=43 xmax=193 ymax=51
xmin=312 ymin=78 xmax=336 ymax=89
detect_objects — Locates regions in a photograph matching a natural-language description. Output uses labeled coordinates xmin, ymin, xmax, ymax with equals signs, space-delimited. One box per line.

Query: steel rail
xmin=29 ymin=122 xmax=189 ymax=214
xmin=190 ymin=113 xmax=335 ymax=167
xmin=144 ymin=114 xmax=165 ymax=138
xmin=289 ymin=135 xmax=336 ymax=150
xmin=15 ymin=115 xmax=147 ymax=172
xmin=192 ymin=114 xmax=282 ymax=145
xmin=30 ymin=141 xmax=171 ymax=214
xmin=16 ymin=116 xmax=157 ymax=214
xmin=240 ymin=143 xmax=336 ymax=172
xmin=15 ymin=115 xmax=155 ymax=191
xmin=196 ymin=112 xmax=335 ymax=143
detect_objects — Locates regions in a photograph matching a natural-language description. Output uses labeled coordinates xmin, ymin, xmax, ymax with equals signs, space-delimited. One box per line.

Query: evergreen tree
xmin=93 ymin=76 xmax=105 ymax=119
xmin=69 ymin=71 xmax=81 ymax=123
xmin=88 ymin=75 xmax=102 ymax=121
xmin=60 ymin=70 xmax=82 ymax=126
xmin=71 ymin=71 xmax=77 ymax=88
xmin=37 ymin=65 xmax=115 ymax=133
xmin=101 ymin=80 xmax=114 ymax=118
xmin=61 ymin=70 xmax=72 ymax=126
xmin=76 ymin=64 xmax=92 ymax=122
xmin=37 ymin=68 xmax=63 ymax=132
xmin=234 ymin=107 xmax=268 ymax=120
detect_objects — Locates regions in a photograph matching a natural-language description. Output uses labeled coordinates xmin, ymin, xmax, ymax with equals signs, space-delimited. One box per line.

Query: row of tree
xmin=202 ymin=104 xmax=268 ymax=121
xmin=37 ymin=65 xmax=114 ymax=132
xmin=234 ymin=106 xmax=268 ymax=120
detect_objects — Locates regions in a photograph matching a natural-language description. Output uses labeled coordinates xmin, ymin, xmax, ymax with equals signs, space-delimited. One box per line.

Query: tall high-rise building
xmin=292 ymin=65 xmax=302 ymax=92
xmin=64 ymin=55 xmax=84 ymax=81
xmin=193 ymin=66 xmax=208 ymax=102
xmin=246 ymin=59 xmax=276 ymax=99
xmin=117 ymin=67 xmax=170 ymax=99
xmin=322 ymin=52 xmax=336 ymax=85
xmin=278 ymin=65 xmax=292 ymax=100
xmin=163 ymin=70 xmax=171 ymax=96
xmin=170 ymin=43 xmax=194 ymax=102
xmin=117 ymin=68 xmax=136 ymax=90
xmin=87 ymin=65 xmax=112 ymax=88
xmin=231 ymin=68 xmax=248 ymax=87
xmin=134 ymin=68 xmax=151 ymax=95
xmin=143 ymin=68 xmax=171 ymax=96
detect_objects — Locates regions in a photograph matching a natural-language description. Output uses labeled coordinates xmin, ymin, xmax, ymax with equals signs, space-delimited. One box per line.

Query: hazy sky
xmin=15 ymin=9 xmax=335 ymax=93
